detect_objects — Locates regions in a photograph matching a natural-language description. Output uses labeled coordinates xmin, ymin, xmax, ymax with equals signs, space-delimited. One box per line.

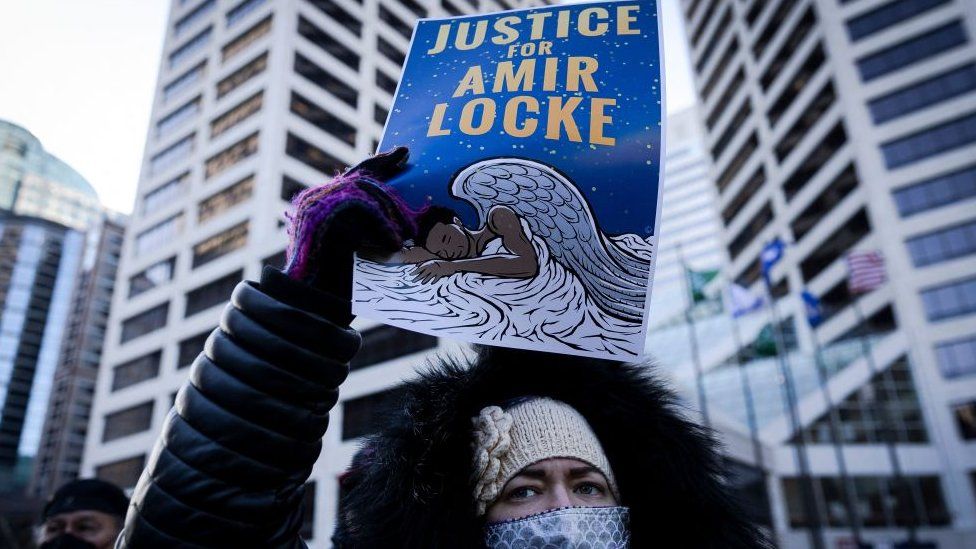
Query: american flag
xmin=846 ymin=250 xmax=886 ymax=294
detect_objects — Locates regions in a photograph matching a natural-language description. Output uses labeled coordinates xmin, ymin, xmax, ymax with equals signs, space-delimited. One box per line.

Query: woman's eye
xmin=575 ymin=482 xmax=605 ymax=496
xmin=508 ymin=486 xmax=540 ymax=500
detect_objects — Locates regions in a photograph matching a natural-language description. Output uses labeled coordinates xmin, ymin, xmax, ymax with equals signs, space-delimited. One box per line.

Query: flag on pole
xmin=846 ymin=250 xmax=886 ymax=294
xmin=728 ymin=283 xmax=764 ymax=317
xmin=802 ymin=290 xmax=824 ymax=327
xmin=687 ymin=268 xmax=720 ymax=304
xmin=760 ymin=238 xmax=786 ymax=283
xmin=752 ymin=325 xmax=778 ymax=357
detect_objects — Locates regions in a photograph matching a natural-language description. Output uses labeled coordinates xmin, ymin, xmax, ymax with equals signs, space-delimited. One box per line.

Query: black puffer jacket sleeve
xmin=118 ymin=267 xmax=360 ymax=548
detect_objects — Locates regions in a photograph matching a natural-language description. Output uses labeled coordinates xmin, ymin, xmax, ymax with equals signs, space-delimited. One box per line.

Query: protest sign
xmin=353 ymin=0 xmax=665 ymax=360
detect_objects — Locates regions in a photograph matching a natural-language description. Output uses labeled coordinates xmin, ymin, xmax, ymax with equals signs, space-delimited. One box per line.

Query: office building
xmin=683 ymin=0 xmax=976 ymax=546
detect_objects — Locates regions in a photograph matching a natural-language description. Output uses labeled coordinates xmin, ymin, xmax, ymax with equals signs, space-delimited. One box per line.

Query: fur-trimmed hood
xmin=332 ymin=347 xmax=769 ymax=548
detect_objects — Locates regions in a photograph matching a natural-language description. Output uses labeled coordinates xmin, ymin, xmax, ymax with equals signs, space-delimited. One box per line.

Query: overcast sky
xmin=0 ymin=0 xmax=695 ymax=214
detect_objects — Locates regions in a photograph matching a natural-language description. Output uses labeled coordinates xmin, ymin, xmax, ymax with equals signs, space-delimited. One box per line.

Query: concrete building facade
xmin=683 ymin=0 xmax=976 ymax=546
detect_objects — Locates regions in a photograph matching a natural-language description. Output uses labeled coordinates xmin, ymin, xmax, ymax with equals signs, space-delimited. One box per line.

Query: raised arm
xmin=118 ymin=148 xmax=413 ymax=548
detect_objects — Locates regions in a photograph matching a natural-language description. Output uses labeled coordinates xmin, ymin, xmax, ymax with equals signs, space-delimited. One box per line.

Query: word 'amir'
xmin=426 ymin=5 xmax=642 ymax=55
xmin=427 ymin=56 xmax=616 ymax=145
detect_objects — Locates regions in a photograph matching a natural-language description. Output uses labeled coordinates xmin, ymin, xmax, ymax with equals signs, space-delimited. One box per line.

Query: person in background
xmin=37 ymin=478 xmax=128 ymax=549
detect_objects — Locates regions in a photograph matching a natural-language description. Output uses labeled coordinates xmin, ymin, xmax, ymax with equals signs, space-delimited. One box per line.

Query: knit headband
xmin=471 ymin=397 xmax=619 ymax=516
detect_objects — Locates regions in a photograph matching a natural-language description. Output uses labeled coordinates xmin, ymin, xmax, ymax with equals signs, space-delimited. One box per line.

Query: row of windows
xmin=164 ymin=62 xmax=207 ymax=104
xmin=706 ymin=67 xmax=743 ymax=130
xmin=120 ymin=302 xmax=169 ymax=344
xmin=377 ymin=35 xmax=406 ymax=66
xmin=892 ymin=163 xmax=976 ymax=217
xmin=767 ymin=43 xmax=825 ymax=128
xmin=129 ymin=256 xmax=176 ymax=299
xmin=199 ymin=175 xmax=254 ymax=224
xmin=953 ymin=400 xmax=976 ymax=440
xmin=774 ymin=81 xmax=836 ymax=162
xmin=291 ymin=91 xmax=357 ymax=147
xmin=294 ymin=52 xmax=359 ymax=107
xmin=857 ymin=20 xmax=967 ymax=82
xmin=846 ymin=0 xmax=950 ymax=42
xmin=178 ymin=329 xmax=212 ymax=369
xmin=760 ymin=7 xmax=816 ymax=91
xmin=222 ymin=16 xmax=273 ymax=63
xmin=721 ymin=167 xmax=765 ymax=226
xmin=227 ymin=0 xmax=267 ymax=28
xmin=142 ymin=172 xmax=189 ymax=215
xmin=716 ymin=132 xmax=758 ymax=193
xmin=790 ymin=164 xmax=858 ymax=242
xmin=379 ymin=5 xmax=413 ymax=40
xmin=95 ymin=454 xmax=145 ymax=490
xmin=309 ymin=0 xmax=362 ymax=37
xmin=906 ymin=219 xmax=976 ymax=268
xmin=211 ymin=91 xmax=263 ymax=138
xmin=102 ymin=401 xmax=153 ymax=442
xmin=728 ymin=201 xmax=773 ymax=260
xmin=783 ymin=122 xmax=847 ymax=201
xmin=350 ymin=325 xmax=438 ymax=370
xmin=185 ymin=269 xmax=243 ymax=317
xmin=868 ymin=63 xmax=976 ymax=125
xmin=711 ymin=100 xmax=751 ymax=161
xmin=205 ymin=132 xmax=259 ymax=179
xmin=920 ymin=275 xmax=976 ymax=321
xmin=286 ymin=132 xmax=346 ymax=176
xmin=701 ymin=38 xmax=737 ymax=101
xmin=169 ymin=26 xmax=212 ymax=69
xmin=297 ymin=15 xmax=359 ymax=71
xmin=752 ymin=0 xmax=798 ymax=60
xmin=936 ymin=335 xmax=976 ymax=380
xmin=192 ymin=221 xmax=249 ymax=269
xmin=134 ymin=213 xmax=184 ymax=257
xmin=174 ymin=0 xmax=215 ymax=39
xmin=376 ymin=69 xmax=398 ymax=95
xmin=149 ymin=134 xmax=194 ymax=176
xmin=217 ymin=51 xmax=267 ymax=99
xmin=689 ymin=0 xmax=718 ymax=47
xmin=694 ymin=6 xmax=730 ymax=73
xmin=111 ymin=351 xmax=162 ymax=392
xmin=156 ymin=96 xmax=202 ymax=138
xmin=881 ymin=111 xmax=976 ymax=169
xmin=799 ymin=209 xmax=870 ymax=283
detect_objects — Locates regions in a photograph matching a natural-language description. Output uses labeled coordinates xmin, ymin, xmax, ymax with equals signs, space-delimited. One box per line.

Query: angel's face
xmin=426 ymin=220 xmax=473 ymax=260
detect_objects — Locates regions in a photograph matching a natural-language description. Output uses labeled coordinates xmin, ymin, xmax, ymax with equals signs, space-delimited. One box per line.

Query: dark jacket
xmin=121 ymin=267 xmax=768 ymax=548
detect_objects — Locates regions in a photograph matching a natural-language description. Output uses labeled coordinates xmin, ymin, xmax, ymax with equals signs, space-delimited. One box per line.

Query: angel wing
xmin=451 ymin=158 xmax=652 ymax=324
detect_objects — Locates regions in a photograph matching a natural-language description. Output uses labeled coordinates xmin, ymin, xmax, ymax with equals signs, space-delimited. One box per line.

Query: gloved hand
xmin=284 ymin=146 xmax=415 ymax=300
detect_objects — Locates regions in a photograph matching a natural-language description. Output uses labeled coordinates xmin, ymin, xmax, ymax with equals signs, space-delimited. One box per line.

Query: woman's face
xmin=425 ymin=220 xmax=473 ymax=259
xmin=485 ymin=457 xmax=617 ymax=522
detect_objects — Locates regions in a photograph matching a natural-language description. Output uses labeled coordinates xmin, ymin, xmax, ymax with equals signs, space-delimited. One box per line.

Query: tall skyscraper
xmin=82 ymin=0 xmax=561 ymax=543
xmin=684 ymin=0 xmax=976 ymax=546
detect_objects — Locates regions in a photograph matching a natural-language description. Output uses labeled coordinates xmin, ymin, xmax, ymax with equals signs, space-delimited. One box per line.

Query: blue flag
xmin=802 ymin=290 xmax=823 ymax=327
xmin=760 ymin=238 xmax=785 ymax=283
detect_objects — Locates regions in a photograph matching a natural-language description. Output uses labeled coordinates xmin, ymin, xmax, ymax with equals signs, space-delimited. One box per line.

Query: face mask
xmin=485 ymin=506 xmax=630 ymax=548
xmin=39 ymin=533 xmax=97 ymax=549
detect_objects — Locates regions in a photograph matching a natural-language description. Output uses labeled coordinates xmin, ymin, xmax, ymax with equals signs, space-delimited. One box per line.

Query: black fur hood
xmin=333 ymin=347 xmax=768 ymax=548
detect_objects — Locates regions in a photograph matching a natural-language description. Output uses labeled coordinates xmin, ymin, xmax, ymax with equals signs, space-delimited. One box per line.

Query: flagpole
xmin=809 ymin=322 xmax=863 ymax=543
xmin=850 ymin=297 xmax=925 ymax=543
xmin=678 ymin=243 xmax=710 ymax=428
xmin=761 ymin=270 xmax=826 ymax=549
xmin=727 ymin=293 xmax=764 ymax=473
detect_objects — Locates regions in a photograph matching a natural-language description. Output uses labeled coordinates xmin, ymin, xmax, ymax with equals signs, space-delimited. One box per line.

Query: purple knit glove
xmin=284 ymin=147 xmax=417 ymax=299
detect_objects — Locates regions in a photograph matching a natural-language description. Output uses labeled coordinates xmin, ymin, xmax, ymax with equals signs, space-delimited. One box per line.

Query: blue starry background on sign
xmin=378 ymin=0 xmax=662 ymax=237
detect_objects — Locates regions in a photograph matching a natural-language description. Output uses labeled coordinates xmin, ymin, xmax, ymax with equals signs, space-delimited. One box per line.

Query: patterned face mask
xmin=484 ymin=506 xmax=630 ymax=548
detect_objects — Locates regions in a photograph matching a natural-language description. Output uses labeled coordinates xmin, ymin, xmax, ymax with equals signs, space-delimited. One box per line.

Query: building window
xmin=688 ymin=0 xmax=718 ymax=47
xmin=921 ymin=276 xmax=976 ymax=321
xmin=374 ymin=104 xmax=389 ymax=126
xmin=881 ymin=111 xmax=976 ymax=169
xmin=953 ymin=401 xmax=976 ymax=440
xmin=174 ymin=0 xmax=215 ymax=38
xmin=169 ymin=26 xmax=212 ymax=68
xmin=308 ymin=0 xmax=362 ymax=36
xmin=149 ymin=134 xmax=194 ymax=176
xmin=906 ymin=220 xmax=976 ymax=268
xmin=290 ymin=92 xmax=356 ymax=147
xmin=178 ymin=329 xmax=213 ymax=369
xmin=102 ymin=401 xmax=154 ymax=442
xmin=142 ymin=172 xmax=188 ymax=215
xmin=706 ymin=68 xmax=743 ymax=130
xmin=377 ymin=35 xmax=405 ymax=66
xmin=892 ymin=163 xmax=976 ymax=217
xmin=716 ymin=133 xmax=758 ymax=193
xmin=286 ymin=132 xmax=346 ymax=175
xmin=728 ymin=201 xmax=773 ymax=260
xmin=185 ymin=270 xmax=243 ymax=317
xmin=156 ymin=96 xmax=201 ymax=138
xmin=222 ymin=15 xmax=272 ymax=63
xmin=263 ymin=249 xmax=287 ymax=270
xmin=198 ymin=176 xmax=254 ymax=224
xmin=205 ymin=132 xmax=259 ymax=179
xmin=398 ymin=0 xmax=426 ymax=17
xmin=211 ymin=92 xmax=263 ymax=138
xmin=281 ymin=175 xmax=307 ymax=202
xmin=120 ymin=302 xmax=169 ymax=343
xmin=128 ymin=256 xmax=177 ymax=298
xmin=846 ymin=0 xmax=950 ymax=42
xmin=768 ymin=44 xmax=826 ymax=128
xmin=297 ymin=16 xmax=360 ymax=71
xmin=294 ymin=53 xmax=359 ymax=107
xmin=111 ymin=351 xmax=161 ymax=391
xmin=790 ymin=165 xmax=858 ymax=241
xmin=782 ymin=122 xmax=847 ymax=201
xmin=300 ymin=482 xmax=316 ymax=540
xmin=701 ymin=38 xmax=738 ymax=101
xmin=163 ymin=62 xmax=206 ymax=104
xmin=376 ymin=69 xmax=398 ymax=95
xmin=227 ymin=0 xmax=266 ymax=27
xmin=752 ymin=0 xmax=800 ymax=60
xmin=350 ymin=325 xmax=438 ymax=370
xmin=711 ymin=100 xmax=751 ymax=161
xmin=95 ymin=455 xmax=146 ymax=490
xmin=869 ymin=64 xmax=976 ymax=125
xmin=216 ymin=52 xmax=268 ymax=99
xmin=379 ymin=5 xmax=413 ymax=39
xmin=857 ymin=20 xmax=968 ymax=82
xmin=760 ymin=7 xmax=816 ymax=90
xmin=694 ymin=7 xmax=731 ymax=73
xmin=799 ymin=207 xmax=870 ymax=281
xmin=134 ymin=213 xmax=184 ymax=257
xmin=192 ymin=222 xmax=248 ymax=268
xmin=721 ymin=167 xmax=765 ymax=225
xmin=776 ymin=80 xmax=837 ymax=162
xmin=341 ymin=387 xmax=408 ymax=440
xmin=936 ymin=336 xmax=976 ymax=379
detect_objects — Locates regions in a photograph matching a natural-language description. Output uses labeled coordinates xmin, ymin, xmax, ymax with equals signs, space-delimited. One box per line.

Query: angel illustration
xmin=386 ymin=158 xmax=653 ymax=325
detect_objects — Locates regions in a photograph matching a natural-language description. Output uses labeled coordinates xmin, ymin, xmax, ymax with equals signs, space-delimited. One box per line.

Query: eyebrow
xmin=514 ymin=465 xmax=602 ymax=480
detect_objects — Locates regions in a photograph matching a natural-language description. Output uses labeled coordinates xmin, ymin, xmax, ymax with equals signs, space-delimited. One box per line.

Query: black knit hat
xmin=42 ymin=479 xmax=129 ymax=521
